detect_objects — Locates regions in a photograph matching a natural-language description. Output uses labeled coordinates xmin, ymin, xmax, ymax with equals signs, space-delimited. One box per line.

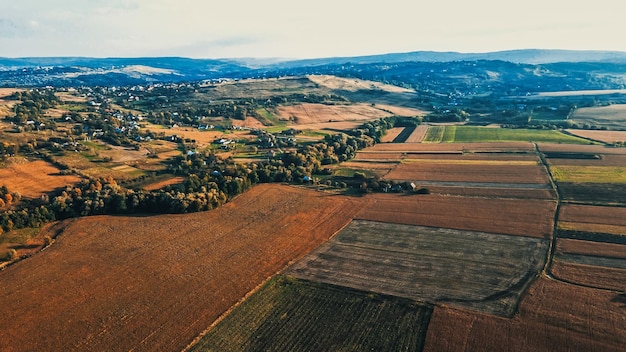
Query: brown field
xmin=547 ymin=153 xmax=626 ymax=166
xmin=425 ymin=185 xmax=556 ymax=199
xmin=367 ymin=141 xmax=535 ymax=153
xmin=144 ymin=124 xmax=255 ymax=147
xmin=0 ymin=159 xmax=81 ymax=198
xmin=0 ymin=88 xmax=22 ymax=98
xmin=374 ymin=104 xmax=427 ymax=117
xmin=556 ymin=238 xmax=626 ymax=259
xmin=98 ymin=145 xmax=150 ymax=163
xmin=405 ymin=124 xmax=429 ymax=143
xmin=0 ymin=184 xmax=368 ymax=352
xmin=570 ymin=104 xmax=626 ymax=129
xmin=287 ymin=220 xmax=548 ymax=317
xmin=551 ymin=260 xmax=626 ymax=292
xmin=538 ymin=143 xmax=626 ymax=155
xmin=276 ymin=103 xmax=394 ymax=124
xmin=354 ymin=151 xmax=539 ymax=162
xmin=231 ymin=116 xmax=265 ymax=129
xmin=380 ymin=127 xmax=405 ymax=142
xmin=566 ymin=129 xmax=626 ymax=143
xmin=337 ymin=161 xmax=396 ymax=177
xmin=142 ymin=176 xmax=185 ymax=191
xmin=308 ymin=74 xmax=415 ymax=94
xmin=294 ymin=120 xmax=364 ymax=131
xmin=385 ymin=162 xmax=550 ymax=185
xmin=55 ymin=91 xmax=89 ymax=103
xmin=424 ymin=277 xmax=626 ymax=352
xmin=356 ymin=193 xmax=556 ymax=238
xmin=559 ymin=204 xmax=626 ymax=227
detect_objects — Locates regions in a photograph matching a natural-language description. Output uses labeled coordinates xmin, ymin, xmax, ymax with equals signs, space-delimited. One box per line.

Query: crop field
xmin=0 ymin=159 xmax=82 ymax=198
xmin=380 ymin=127 xmax=405 ymax=142
xmin=405 ymin=124 xmax=429 ymax=142
xmin=538 ymin=143 xmax=626 ymax=155
xmin=365 ymin=141 xmax=535 ymax=153
xmin=556 ymin=238 xmax=626 ymax=259
xmin=189 ymin=276 xmax=432 ymax=352
xmin=551 ymin=165 xmax=626 ymax=183
xmin=142 ymin=176 xmax=185 ymax=191
xmin=386 ymin=160 xmax=550 ymax=185
xmin=550 ymin=260 xmax=626 ymax=292
xmin=570 ymin=104 xmax=626 ymax=129
xmin=422 ymin=125 xmax=446 ymax=142
xmin=423 ymin=277 xmax=626 ymax=352
xmin=275 ymin=103 xmax=393 ymax=124
xmin=566 ymin=129 xmax=626 ymax=143
xmin=547 ymin=153 xmax=626 ymax=167
xmin=423 ymin=185 xmax=556 ymax=199
xmin=0 ymin=184 xmax=367 ymax=352
xmin=557 ymin=182 xmax=626 ymax=204
xmin=287 ymin=220 xmax=548 ymax=317
xmin=357 ymin=193 xmax=556 ymax=238
xmin=559 ymin=204 xmax=626 ymax=229
xmin=433 ymin=126 xmax=592 ymax=144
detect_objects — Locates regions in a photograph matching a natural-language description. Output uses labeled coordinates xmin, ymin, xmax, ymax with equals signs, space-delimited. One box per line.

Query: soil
xmin=0 ymin=184 xmax=367 ymax=352
xmin=0 ymin=159 xmax=82 ymax=198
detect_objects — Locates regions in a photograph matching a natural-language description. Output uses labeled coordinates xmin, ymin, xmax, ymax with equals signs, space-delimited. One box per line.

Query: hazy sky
xmin=0 ymin=0 xmax=623 ymax=58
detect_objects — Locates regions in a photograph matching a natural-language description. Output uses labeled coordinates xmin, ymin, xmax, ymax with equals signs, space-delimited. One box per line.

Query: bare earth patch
xmin=566 ymin=129 xmax=626 ymax=143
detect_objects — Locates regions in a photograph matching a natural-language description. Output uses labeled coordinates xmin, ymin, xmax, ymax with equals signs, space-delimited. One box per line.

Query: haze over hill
xmin=2 ymin=49 xmax=626 ymax=88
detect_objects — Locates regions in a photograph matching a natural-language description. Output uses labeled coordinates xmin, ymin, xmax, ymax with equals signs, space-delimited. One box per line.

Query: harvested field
xmin=423 ymin=277 xmax=626 ymax=352
xmin=559 ymin=204 xmax=626 ymax=227
xmin=190 ymin=276 xmax=432 ymax=352
xmin=386 ymin=161 xmax=550 ymax=185
xmin=547 ymin=153 xmax=626 ymax=166
xmin=0 ymin=184 xmax=367 ymax=352
xmin=294 ymin=121 xmax=364 ymax=131
xmin=356 ymin=193 xmax=556 ymax=238
xmin=566 ymin=129 xmax=626 ymax=143
xmin=276 ymin=103 xmax=393 ymax=124
xmin=366 ymin=142 xmax=535 ymax=153
xmin=551 ymin=260 xmax=626 ymax=292
xmin=337 ymin=161 xmax=396 ymax=177
xmin=570 ymin=104 xmax=626 ymax=129
xmin=287 ymin=220 xmax=548 ymax=317
xmin=380 ymin=127 xmax=405 ymax=142
xmin=0 ymin=159 xmax=81 ymax=198
xmin=556 ymin=238 xmax=626 ymax=259
xmin=373 ymin=104 xmax=427 ymax=117
xmin=557 ymin=182 xmax=626 ymax=204
xmin=425 ymin=185 xmax=556 ymax=200
xmin=538 ymin=143 xmax=626 ymax=155
xmin=231 ymin=116 xmax=265 ymax=129
xmin=308 ymin=74 xmax=415 ymax=94
xmin=0 ymin=88 xmax=22 ymax=98
xmin=142 ymin=176 xmax=185 ymax=191
xmin=405 ymin=124 xmax=429 ymax=143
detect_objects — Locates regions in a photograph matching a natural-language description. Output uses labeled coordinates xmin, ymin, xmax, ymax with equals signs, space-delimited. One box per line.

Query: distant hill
xmin=263 ymin=49 xmax=626 ymax=68
xmin=2 ymin=49 xmax=626 ymax=87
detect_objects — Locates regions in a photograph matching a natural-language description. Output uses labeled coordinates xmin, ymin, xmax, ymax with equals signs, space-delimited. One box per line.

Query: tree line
xmin=0 ymin=116 xmax=406 ymax=233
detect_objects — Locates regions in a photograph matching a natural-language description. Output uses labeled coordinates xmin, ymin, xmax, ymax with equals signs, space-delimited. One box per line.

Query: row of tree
xmin=0 ymin=116 xmax=405 ymax=233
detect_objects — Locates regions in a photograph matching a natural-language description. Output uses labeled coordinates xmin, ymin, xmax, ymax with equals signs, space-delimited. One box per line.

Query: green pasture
xmin=426 ymin=126 xmax=593 ymax=144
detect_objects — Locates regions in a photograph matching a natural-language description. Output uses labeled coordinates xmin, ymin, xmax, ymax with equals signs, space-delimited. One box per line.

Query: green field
xmin=551 ymin=166 xmax=626 ymax=183
xmin=190 ymin=276 xmax=432 ymax=352
xmin=426 ymin=126 xmax=592 ymax=144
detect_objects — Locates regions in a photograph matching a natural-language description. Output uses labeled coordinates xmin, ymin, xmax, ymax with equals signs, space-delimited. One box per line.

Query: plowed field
xmin=558 ymin=204 xmax=626 ymax=235
xmin=424 ymin=277 xmax=626 ymax=352
xmin=0 ymin=160 xmax=82 ymax=198
xmin=551 ymin=260 xmax=626 ymax=292
xmin=356 ymin=193 xmax=556 ymax=238
xmin=386 ymin=161 xmax=550 ymax=184
xmin=287 ymin=220 xmax=548 ymax=317
xmin=0 ymin=184 xmax=367 ymax=352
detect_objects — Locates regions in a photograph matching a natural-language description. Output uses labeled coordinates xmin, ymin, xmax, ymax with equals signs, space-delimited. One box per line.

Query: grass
xmin=551 ymin=166 xmax=626 ymax=183
xmin=189 ymin=275 xmax=433 ymax=352
xmin=0 ymin=227 xmax=40 ymax=246
xmin=255 ymin=108 xmax=286 ymax=127
xmin=436 ymin=126 xmax=594 ymax=144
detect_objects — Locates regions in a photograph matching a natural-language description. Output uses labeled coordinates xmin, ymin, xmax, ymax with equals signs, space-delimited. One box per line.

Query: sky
xmin=0 ymin=0 xmax=623 ymax=59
